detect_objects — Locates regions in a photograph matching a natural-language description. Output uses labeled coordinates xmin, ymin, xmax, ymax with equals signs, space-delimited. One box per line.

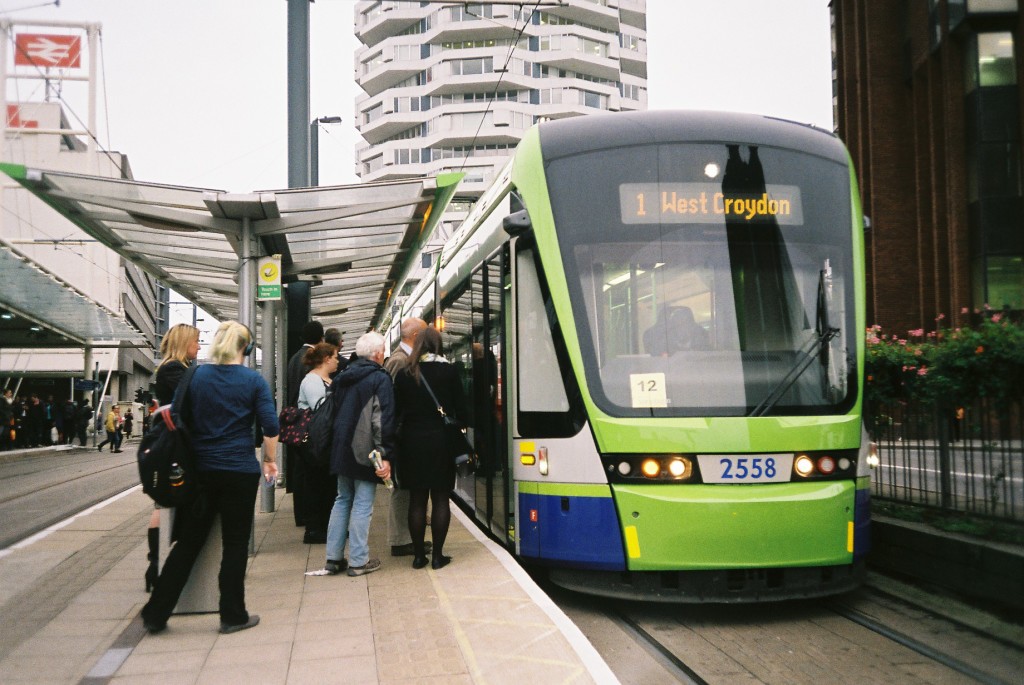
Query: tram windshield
xmin=545 ymin=142 xmax=857 ymax=417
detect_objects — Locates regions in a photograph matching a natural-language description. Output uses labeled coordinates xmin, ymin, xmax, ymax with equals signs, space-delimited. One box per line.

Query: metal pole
xmin=82 ymin=345 xmax=93 ymax=402
xmin=1 ymin=21 xmax=9 ymax=143
xmin=310 ymin=120 xmax=319 ymax=187
xmin=87 ymin=24 xmax=98 ymax=168
xmin=239 ymin=216 xmax=255 ymax=369
xmin=287 ymin=0 xmax=311 ymax=189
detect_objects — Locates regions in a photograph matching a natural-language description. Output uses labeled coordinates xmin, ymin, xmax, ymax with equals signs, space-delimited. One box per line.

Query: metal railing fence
xmin=866 ymin=397 xmax=1023 ymax=522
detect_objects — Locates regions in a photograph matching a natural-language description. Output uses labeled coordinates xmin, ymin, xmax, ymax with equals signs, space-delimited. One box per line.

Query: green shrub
xmin=865 ymin=310 xmax=1024 ymax=407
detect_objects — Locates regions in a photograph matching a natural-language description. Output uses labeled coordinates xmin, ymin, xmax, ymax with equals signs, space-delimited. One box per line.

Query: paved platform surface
xmin=0 ymin=477 xmax=616 ymax=684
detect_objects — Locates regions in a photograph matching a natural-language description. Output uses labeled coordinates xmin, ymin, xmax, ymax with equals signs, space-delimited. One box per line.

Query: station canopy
xmin=0 ymin=163 xmax=461 ymax=345
xmin=0 ymin=241 xmax=147 ymax=347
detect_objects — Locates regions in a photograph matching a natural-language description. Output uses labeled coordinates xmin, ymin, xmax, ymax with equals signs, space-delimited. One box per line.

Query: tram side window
xmin=517 ymin=248 xmax=570 ymax=416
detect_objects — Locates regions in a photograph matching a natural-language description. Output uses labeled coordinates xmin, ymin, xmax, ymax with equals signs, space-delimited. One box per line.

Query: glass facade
xmin=964 ymin=29 xmax=1023 ymax=310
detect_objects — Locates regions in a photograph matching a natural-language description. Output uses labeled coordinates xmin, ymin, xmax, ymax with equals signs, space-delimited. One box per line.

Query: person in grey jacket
xmin=317 ymin=331 xmax=394 ymax=577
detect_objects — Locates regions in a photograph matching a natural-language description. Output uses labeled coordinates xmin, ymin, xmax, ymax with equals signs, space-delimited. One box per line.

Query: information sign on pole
xmin=257 ymin=254 xmax=282 ymax=301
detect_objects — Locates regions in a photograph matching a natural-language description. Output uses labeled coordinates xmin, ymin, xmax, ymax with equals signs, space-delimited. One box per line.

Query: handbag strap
xmin=418 ymin=374 xmax=449 ymax=421
xmin=168 ymin=363 xmax=199 ymax=430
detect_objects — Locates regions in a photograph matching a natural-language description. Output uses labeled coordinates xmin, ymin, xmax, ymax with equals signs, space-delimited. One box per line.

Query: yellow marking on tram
xmin=847 ymin=521 xmax=854 ymax=553
xmin=625 ymin=525 xmax=641 ymax=558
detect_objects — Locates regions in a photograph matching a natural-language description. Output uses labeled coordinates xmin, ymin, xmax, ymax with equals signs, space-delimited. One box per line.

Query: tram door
xmin=444 ymin=249 xmax=509 ymax=543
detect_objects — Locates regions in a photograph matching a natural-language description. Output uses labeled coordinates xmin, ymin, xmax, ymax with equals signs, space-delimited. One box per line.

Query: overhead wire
xmin=457 ymin=0 xmax=543 ymax=174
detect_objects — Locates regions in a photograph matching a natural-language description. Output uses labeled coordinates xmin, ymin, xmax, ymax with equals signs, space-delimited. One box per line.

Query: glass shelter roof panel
xmin=0 ymin=163 xmax=462 ymax=345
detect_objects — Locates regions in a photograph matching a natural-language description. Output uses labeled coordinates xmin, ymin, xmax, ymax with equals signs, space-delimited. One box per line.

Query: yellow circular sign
xmin=260 ymin=262 xmax=279 ymax=282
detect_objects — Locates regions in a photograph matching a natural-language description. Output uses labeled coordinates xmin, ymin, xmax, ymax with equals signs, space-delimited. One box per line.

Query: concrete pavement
xmin=0 ymin=481 xmax=616 ymax=684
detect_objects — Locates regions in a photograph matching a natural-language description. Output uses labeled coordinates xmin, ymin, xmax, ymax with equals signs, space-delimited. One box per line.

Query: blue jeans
xmin=326 ymin=475 xmax=377 ymax=567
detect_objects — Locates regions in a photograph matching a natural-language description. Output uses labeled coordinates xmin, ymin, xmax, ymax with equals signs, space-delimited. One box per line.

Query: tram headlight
xmin=817 ymin=456 xmax=836 ymax=475
xmin=617 ymin=461 xmax=632 ymax=476
xmin=794 ymin=455 xmax=815 ymax=477
xmin=640 ymin=458 xmax=661 ymax=478
xmin=867 ymin=441 xmax=880 ymax=468
xmin=667 ymin=458 xmax=689 ymax=478
xmin=838 ymin=457 xmax=852 ymax=471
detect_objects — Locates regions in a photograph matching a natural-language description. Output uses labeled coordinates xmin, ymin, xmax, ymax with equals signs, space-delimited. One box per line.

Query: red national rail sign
xmin=14 ymin=34 xmax=81 ymax=68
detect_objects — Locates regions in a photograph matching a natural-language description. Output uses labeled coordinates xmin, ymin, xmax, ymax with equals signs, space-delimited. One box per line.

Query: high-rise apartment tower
xmin=353 ymin=0 xmax=648 ymax=248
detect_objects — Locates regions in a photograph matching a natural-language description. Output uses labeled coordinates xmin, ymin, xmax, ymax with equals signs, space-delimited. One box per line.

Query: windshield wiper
xmin=749 ymin=263 xmax=840 ymax=417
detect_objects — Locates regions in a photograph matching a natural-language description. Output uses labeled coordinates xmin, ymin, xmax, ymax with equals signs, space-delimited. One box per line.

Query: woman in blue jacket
xmin=141 ymin=321 xmax=279 ymax=635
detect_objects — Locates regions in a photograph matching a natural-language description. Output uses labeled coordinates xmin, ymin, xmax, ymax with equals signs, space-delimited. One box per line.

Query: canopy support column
xmin=82 ymin=345 xmax=93 ymax=402
xmin=239 ymin=216 xmax=256 ymax=368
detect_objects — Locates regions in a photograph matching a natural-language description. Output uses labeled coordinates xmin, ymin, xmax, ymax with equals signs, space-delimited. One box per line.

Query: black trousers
xmin=299 ymin=444 xmax=334 ymax=535
xmin=141 ymin=470 xmax=260 ymax=627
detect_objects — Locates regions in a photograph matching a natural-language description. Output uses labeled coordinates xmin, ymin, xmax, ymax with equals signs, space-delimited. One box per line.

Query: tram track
xmin=578 ymin=586 xmax=1022 ymax=685
xmin=826 ymin=601 xmax=1010 ymax=685
xmin=607 ymin=607 xmax=710 ymax=685
xmin=0 ymin=457 xmax=135 ymax=507
xmin=0 ymin=449 xmax=141 ymax=550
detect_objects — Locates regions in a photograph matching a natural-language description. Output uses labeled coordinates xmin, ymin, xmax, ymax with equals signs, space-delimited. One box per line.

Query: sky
xmin=1 ymin=0 xmax=833 ymax=338
xmin=1 ymin=0 xmax=833 ymax=192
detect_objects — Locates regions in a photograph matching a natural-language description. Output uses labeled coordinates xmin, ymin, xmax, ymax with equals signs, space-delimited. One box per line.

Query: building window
xmin=451 ymin=57 xmax=494 ymax=75
xmin=364 ymin=103 xmax=383 ymax=125
xmin=979 ymin=32 xmax=1017 ymax=86
xmin=964 ymin=29 xmax=1022 ymax=311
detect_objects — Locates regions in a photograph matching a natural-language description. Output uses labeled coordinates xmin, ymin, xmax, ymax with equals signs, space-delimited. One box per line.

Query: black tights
xmin=408 ymin=487 xmax=450 ymax=559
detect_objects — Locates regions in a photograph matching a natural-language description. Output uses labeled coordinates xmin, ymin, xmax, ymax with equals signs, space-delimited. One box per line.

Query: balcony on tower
xmin=356 ymin=42 xmax=426 ymax=97
xmin=355 ymin=0 xmax=428 ymax=47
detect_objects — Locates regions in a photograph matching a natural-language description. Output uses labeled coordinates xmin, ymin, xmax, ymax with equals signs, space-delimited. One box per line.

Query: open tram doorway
xmin=442 ymin=248 xmax=510 ymax=544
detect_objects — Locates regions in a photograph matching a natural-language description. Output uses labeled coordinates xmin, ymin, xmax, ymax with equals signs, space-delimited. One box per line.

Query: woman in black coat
xmin=394 ymin=327 xmax=467 ymax=570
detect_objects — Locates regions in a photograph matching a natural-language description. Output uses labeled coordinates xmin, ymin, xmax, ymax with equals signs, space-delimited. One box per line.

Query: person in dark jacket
xmin=142 ymin=321 xmax=279 ymax=635
xmin=324 ymin=327 xmax=349 ymax=378
xmin=0 ymin=389 xmax=13 ymax=451
xmin=144 ymin=323 xmax=200 ymax=592
xmin=315 ymin=331 xmax=394 ymax=577
xmin=383 ymin=317 xmax=428 ymax=557
xmin=393 ymin=327 xmax=466 ymax=570
xmin=75 ymin=400 xmax=92 ymax=447
xmin=285 ymin=320 xmax=324 ymax=529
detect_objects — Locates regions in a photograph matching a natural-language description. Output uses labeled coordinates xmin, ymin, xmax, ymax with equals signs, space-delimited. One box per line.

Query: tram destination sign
xmin=620 ymin=182 xmax=803 ymax=226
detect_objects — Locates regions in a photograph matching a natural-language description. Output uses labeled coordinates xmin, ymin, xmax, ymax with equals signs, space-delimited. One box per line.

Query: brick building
xmin=832 ymin=0 xmax=1023 ymax=335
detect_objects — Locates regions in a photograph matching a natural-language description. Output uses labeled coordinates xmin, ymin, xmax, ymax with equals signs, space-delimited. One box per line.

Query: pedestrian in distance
xmin=309 ymin=331 xmax=394 ymax=577
xmin=75 ymin=400 xmax=92 ymax=447
xmin=143 ymin=323 xmax=201 ymax=592
xmin=383 ymin=316 xmax=430 ymax=558
xmin=0 ymin=389 xmax=14 ymax=451
xmin=62 ymin=398 xmax=77 ymax=444
xmin=394 ymin=326 xmax=465 ymax=570
xmin=96 ymin=405 xmax=122 ymax=452
xmin=296 ymin=341 xmax=339 ymax=544
xmin=123 ymin=408 xmax=134 ymax=440
xmin=26 ymin=394 xmax=44 ymax=447
xmin=141 ymin=321 xmax=278 ymax=635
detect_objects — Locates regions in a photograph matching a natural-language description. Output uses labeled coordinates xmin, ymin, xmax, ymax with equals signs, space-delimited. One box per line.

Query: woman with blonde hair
xmin=143 ymin=323 xmax=201 ymax=592
xmin=142 ymin=321 xmax=279 ymax=635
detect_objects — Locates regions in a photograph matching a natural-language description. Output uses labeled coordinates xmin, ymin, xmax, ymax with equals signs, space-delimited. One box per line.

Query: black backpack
xmin=306 ymin=389 xmax=341 ymax=470
xmin=137 ymin=365 xmax=198 ymax=507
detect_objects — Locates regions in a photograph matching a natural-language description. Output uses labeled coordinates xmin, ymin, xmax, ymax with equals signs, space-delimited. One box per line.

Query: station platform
xmin=0 ymin=476 xmax=616 ymax=684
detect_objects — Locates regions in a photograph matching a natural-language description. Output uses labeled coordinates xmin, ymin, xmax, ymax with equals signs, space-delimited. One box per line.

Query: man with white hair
xmin=316 ymin=331 xmax=395 ymax=577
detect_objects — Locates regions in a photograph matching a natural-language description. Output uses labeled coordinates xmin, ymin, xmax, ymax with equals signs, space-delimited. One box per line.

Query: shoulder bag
xmin=419 ymin=374 xmax=477 ymax=476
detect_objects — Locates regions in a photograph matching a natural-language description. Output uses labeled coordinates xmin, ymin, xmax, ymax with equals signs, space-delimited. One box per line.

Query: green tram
xmin=388 ymin=110 xmax=873 ymax=601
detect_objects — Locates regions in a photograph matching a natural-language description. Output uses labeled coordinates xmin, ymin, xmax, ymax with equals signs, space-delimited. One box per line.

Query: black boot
xmin=145 ymin=528 xmax=159 ymax=592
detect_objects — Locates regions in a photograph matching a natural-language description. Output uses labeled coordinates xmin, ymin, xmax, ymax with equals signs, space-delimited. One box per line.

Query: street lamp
xmin=310 ymin=116 xmax=343 ymax=186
